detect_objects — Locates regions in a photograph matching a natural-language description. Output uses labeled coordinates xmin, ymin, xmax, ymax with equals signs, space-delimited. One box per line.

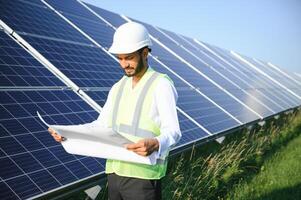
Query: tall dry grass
xmin=163 ymin=110 xmax=301 ymax=200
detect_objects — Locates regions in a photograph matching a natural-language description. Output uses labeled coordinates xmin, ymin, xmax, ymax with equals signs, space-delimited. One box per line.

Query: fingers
xmin=131 ymin=147 xmax=156 ymax=156
xmin=125 ymin=141 xmax=144 ymax=150
xmin=125 ymin=139 xmax=158 ymax=157
xmin=48 ymin=127 xmax=55 ymax=134
xmin=48 ymin=128 xmax=63 ymax=142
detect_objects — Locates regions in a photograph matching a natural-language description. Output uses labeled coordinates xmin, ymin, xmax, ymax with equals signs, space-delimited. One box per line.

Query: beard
xmin=124 ymin=56 xmax=144 ymax=77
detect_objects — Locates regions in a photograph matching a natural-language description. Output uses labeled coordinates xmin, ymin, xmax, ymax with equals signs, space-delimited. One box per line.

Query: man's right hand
xmin=48 ymin=128 xmax=64 ymax=142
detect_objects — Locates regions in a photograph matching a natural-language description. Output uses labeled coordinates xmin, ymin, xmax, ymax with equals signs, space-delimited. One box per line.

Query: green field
xmin=226 ymin=133 xmax=301 ymax=200
xmin=162 ymin=111 xmax=301 ymax=200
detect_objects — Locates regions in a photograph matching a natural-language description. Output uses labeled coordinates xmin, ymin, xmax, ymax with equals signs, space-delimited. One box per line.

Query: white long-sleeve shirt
xmin=78 ymin=71 xmax=181 ymax=159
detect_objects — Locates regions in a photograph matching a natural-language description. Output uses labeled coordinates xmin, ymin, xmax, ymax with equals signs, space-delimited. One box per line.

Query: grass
xmin=226 ymin=133 xmax=301 ymax=200
xmin=162 ymin=110 xmax=301 ymax=200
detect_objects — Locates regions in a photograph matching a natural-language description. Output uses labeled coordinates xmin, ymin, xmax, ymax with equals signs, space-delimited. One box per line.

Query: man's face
xmin=116 ymin=50 xmax=145 ymax=77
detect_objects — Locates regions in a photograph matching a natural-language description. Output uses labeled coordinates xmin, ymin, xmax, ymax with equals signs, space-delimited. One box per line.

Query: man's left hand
xmin=125 ymin=138 xmax=159 ymax=156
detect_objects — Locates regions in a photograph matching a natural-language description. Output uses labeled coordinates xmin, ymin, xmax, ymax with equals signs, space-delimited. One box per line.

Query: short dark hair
xmin=137 ymin=46 xmax=152 ymax=53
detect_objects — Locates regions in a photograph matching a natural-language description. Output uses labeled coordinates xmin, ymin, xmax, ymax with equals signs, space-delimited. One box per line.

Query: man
xmin=49 ymin=22 xmax=181 ymax=200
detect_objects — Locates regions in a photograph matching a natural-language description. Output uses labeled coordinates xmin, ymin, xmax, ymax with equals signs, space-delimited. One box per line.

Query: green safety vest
xmin=105 ymin=68 xmax=171 ymax=179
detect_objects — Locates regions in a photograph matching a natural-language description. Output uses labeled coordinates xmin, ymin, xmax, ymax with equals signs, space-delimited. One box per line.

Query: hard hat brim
xmin=108 ymin=40 xmax=152 ymax=54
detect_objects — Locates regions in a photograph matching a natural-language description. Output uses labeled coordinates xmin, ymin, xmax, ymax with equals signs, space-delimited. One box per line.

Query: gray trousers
xmin=107 ymin=173 xmax=162 ymax=200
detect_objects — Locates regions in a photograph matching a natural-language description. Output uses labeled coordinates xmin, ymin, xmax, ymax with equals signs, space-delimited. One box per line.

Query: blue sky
xmin=83 ymin=0 xmax=301 ymax=73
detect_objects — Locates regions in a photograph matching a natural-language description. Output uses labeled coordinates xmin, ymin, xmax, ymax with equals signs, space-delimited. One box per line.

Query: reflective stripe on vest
xmin=111 ymin=77 xmax=127 ymax=132
xmin=112 ymin=72 xmax=160 ymax=138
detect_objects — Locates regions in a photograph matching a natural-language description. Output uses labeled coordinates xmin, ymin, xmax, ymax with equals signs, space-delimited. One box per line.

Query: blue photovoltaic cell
xmin=0 ymin=31 xmax=65 ymax=87
xmin=207 ymin=44 xmax=301 ymax=108
xmin=0 ymin=90 xmax=105 ymax=199
xmin=1 ymin=0 xmax=124 ymax=88
xmin=84 ymin=2 xmax=127 ymax=28
xmin=288 ymin=73 xmax=301 ymax=96
xmin=46 ymin=0 xmax=116 ymax=49
xmin=244 ymin=58 xmax=301 ymax=98
xmin=0 ymin=0 xmax=92 ymax=44
xmin=156 ymin=28 xmax=281 ymax=117
xmin=5 ymin=175 xmax=41 ymax=199
xmin=1 ymin=0 xmax=125 ymax=88
xmin=176 ymin=112 xmax=209 ymax=147
xmin=196 ymin=49 xmax=288 ymax=111
xmin=176 ymin=88 xmax=239 ymax=133
xmin=22 ymin=35 xmax=123 ymax=88
xmin=251 ymin=60 xmax=299 ymax=90
xmin=84 ymin=90 xmax=110 ymax=107
xmin=162 ymin=31 xmax=285 ymax=114
xmin=291 ymin=73 xmax=301 ymax=84
xmin=200 ymin=42 xmax=296 ymax=108
xmin=148 ymin=57 xmax=240 ymax=133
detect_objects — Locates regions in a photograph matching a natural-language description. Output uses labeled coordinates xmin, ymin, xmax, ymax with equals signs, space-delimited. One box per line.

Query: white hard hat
xmin=108 ymin=22 xmax=152 ymax=54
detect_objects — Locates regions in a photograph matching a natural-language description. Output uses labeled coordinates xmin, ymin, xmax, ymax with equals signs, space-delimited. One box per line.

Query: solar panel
xmin=157 ymin=28 xmax=285 ymax=114
xmin=0 ymin=31 xmax=64 ymax=87
xmin=269 ymin=64 xmax=301 ymax=87
xmin=22 ymin=35 xmax=123 ymax=88
xmin=247 ymin=58 xmax=301 ymax=97
xmin=0 ymin=89 xmax=104 ymax=199
xmin=291 ymin=73 xmax=301 ymax=84
xmin=156 ymin=28 xmax=283 ymax=116
xmin=228 ymin=51 xmax=301 ymax=107
xmin=163 ymin=32 xmax=275 ymax=118
xmin=0 ymin=0 xmax=300 ymax=199
xmin=176 ymin=112 xmax=209 ymax=147
xmin=0 ymin=0 xmax=92 ymax=44
xmin=83 ymin=90 xmax=110 ymax=107
xmin=148 ymin=59 xmax=240 ymax=132
xmin=1 ymin=0 xmax=124 ymax=88
xmin=83 ymin=2 xmax=128 ymax=28
xmin=45 ymin=0 xmax=116 ymax=49
xmin=205 ymin=43 xmax=300 ymax=109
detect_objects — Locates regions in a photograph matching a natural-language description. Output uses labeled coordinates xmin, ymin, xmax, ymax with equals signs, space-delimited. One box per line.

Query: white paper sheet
xmin=37 ymin=111 xmax=158 ymax=165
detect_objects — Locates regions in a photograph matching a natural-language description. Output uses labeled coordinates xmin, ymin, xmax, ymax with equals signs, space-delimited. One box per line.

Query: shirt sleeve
xmin=154 ymin=77 xmax=181 ymax=159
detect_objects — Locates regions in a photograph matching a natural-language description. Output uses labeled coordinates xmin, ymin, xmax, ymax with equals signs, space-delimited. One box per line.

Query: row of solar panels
xmin=0 ymin=0 xmax=300 ymax=199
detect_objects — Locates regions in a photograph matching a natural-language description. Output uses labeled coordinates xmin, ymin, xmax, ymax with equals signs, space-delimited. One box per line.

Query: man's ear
xmin=142 ymin=48 xmax=149 ymax=59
